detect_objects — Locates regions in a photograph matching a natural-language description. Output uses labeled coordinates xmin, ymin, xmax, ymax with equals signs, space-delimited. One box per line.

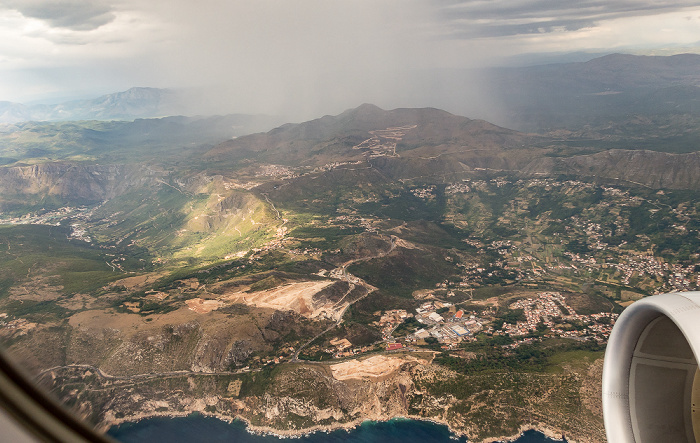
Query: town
xmin=302 ymin=289 xmax=618 ymax=363
xmin=497 ymin=292 xmax=616 ymax=343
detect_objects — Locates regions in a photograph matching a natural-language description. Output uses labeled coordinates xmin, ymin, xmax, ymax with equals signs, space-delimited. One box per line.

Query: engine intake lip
xmin=603 ymin=291 xmax=700 ymax=443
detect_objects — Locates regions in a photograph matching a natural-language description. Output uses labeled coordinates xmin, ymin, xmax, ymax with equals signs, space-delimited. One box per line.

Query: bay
xmin=107 ymin=415 xmax=564 ymax=443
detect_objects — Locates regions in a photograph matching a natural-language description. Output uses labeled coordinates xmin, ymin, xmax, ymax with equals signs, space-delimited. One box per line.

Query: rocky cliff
xmin=526 ymin=149 xmax=700 ymax=190
xmin=0 ymin=162 xmax=156 ymax=210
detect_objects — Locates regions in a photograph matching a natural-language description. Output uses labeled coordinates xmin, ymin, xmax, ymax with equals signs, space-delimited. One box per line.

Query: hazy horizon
xmin=1 ymin=1 xmax=700 ymax=122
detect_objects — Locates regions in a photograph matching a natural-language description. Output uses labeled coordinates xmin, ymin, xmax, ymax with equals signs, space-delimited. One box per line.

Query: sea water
xmin=108 ymin=415 xmax=563 ymax=442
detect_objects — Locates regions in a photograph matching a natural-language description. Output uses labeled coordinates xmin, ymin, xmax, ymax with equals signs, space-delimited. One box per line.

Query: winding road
xmin=291 ymin=235 xmax=398 ymax=361
xmin=36 ymin=364 xmax=257 ymax=383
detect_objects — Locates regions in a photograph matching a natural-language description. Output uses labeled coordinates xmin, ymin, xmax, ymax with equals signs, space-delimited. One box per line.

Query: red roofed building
xmin=386 ymin=343 xmax=403 ymax=351
xmin=454 ymin=310 xmax=464 ymax=319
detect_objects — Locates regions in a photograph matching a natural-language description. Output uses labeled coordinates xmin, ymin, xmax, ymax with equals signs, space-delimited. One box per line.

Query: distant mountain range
xmin=0 ymin=87 xmax=190 ymax=124
xmin=2 ymin=100 xmax=700 ymax=204
xmin=3 ymin=54 xmax=700 ymax=443
xmin=3 ymin=53 xmax=700 ymax=133
xmin=204 ymin=103 xmax=533 ymax=168
xmin=203 ymin=103 xmax=700 ymax=192
xmin=483 ymin=53 xmax=700 ymax=131
xmin=0 ymin=114 xmax=285 ymax=168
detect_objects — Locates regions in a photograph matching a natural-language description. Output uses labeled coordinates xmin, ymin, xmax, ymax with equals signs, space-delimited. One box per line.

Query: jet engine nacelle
xmin=603 ymin=291 xmax=700 ymax=442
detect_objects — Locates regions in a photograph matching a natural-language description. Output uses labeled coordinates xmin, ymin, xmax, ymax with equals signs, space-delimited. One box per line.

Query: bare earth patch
xmin=0 ymin=318 xmax=37 ymax=337
xmin=330 ymin=354 xmax=425 ymax=380
xmin=10 ymin=280 xmax=63 ymax=301
xmin=57 ymin=293 xmax=95 ymax=310
xmin=123 ymin=302 xmax=141 ymax=313
xmin=145 ymin=291 xmax=169 ymax=300
xmin=186 ymin=298 xmax=224 ymax=314
xmin=222 ymin=280 xmax=334 ymax=318
xmin=580 ymin=358 xmax=604 ymax=417
xmin=110 ymin=272 xmax=169 ymax=290
xmin=68 ymin=306 xmax=201 ymax=335
xmin=393 ymin=237 xmax=420 ymax=250
xmin=471 ymin=296 xmax=500 ymax=306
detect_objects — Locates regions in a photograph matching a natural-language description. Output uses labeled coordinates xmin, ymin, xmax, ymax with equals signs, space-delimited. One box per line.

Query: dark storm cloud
xmin=1 ymin=0 xmax=699 ymax=114
xmin=437 ymin=0 xmax=700 ymax=38
xmin=1 ymin=0 xmax=116 ymax=31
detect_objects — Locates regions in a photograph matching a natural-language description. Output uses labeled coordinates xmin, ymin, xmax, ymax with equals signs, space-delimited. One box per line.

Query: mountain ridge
xmin=485 ymin=52 xmax=700 ymax=131
xmin=0 ymin=87 xmax=187 ymax=123
xmin=203 ymin=104 xmax=530 ymax=168
xmin=5 ymin=52 xmax=700 ymax=130
xmin=2 ymin=98 xmax=700 ymax=443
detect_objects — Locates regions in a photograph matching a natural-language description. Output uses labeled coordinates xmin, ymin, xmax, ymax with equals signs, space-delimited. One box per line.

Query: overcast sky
xmin=1 ymin=0 xmax=699 ymax=119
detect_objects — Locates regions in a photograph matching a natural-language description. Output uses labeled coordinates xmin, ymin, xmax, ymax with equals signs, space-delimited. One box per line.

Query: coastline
xmin=103 ymin=409 xmax=571 ymax=443
xmin=486 ymin=423 xmax=568 ymax=443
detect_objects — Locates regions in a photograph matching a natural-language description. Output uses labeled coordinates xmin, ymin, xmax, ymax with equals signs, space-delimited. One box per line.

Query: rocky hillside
xmin=204 ymin=103 xmax=700 ymax=191
xmin=2 ymin=99 xmax=700 ymax=443
xmin=36 ymin=350 xmax=606 ymax=443
xmin=0 ymin=88 xmax=185 ymax=123
xmin=0 ymin=162 xmax=152 ymax=210
xmin=526 ymin=150 xmax=700 ymax=190
xmin=203 ymin=104 xmax=539 ymax=168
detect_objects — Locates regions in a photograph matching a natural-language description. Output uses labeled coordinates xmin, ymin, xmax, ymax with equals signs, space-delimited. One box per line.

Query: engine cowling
xmin=603 ymin=291 xmax=700 ymax=442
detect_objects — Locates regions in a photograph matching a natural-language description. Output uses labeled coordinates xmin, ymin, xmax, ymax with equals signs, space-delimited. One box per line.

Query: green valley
xmin=0 ymin=100 xmax=698 ymax=442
